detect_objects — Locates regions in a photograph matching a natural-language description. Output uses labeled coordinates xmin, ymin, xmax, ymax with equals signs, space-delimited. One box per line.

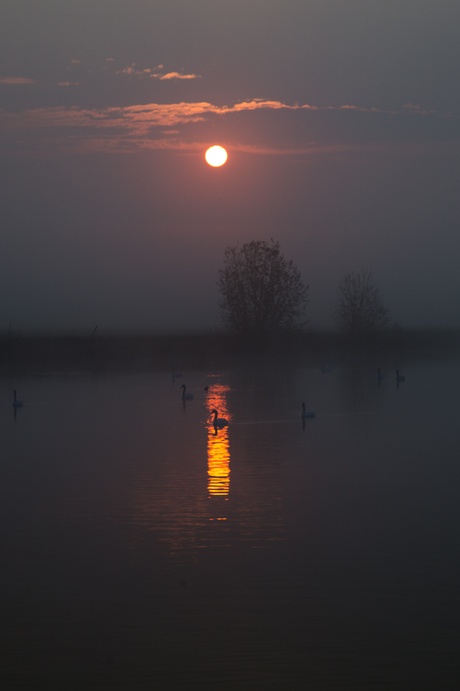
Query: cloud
xmin=117 ymin=65 xmax=153 ymax=77
xmin=153 ymin=72 xmax=200 ymax=80
xmin=0 ymin=77 xmax=34 ymax=85
xmin=117 ymin=64 xmax=200 ymax=80
xmin=0 ymin=99 xmax=457 ymax=155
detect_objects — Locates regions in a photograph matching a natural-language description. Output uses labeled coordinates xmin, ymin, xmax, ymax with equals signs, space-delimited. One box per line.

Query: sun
xmin=205 ymin=145 xmax=228 ymax=167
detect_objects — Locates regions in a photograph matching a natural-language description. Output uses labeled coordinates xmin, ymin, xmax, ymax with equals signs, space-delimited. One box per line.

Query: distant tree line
xmin=217 ymin=240 xmax=390 ymax=337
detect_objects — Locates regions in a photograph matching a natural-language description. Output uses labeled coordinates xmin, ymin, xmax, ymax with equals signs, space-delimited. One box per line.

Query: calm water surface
xmin=1 ymin=360 xmax=460 ymax=689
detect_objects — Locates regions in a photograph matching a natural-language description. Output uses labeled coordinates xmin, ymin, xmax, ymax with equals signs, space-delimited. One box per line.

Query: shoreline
xmin=1 ymin=329 xmax=459 ymax=374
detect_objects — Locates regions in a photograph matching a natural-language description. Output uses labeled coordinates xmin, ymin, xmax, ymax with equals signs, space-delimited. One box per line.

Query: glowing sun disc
xmin=205 ymin=146 xmax=228 ymax=167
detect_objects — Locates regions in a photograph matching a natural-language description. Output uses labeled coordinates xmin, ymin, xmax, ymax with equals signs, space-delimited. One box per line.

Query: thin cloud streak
xmin=116 ymin=64 xmax=200 ymax=80
xmin=0 ymin=77 xmax=35 ymax=85
xmin=155 ymin=72 xmax=200 ymax=80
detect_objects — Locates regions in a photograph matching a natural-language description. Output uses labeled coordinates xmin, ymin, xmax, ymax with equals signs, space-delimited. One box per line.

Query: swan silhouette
xmin=12 ymin=390 xmax=23 ymax=408
xmin=378 ymin=368 xmax=385 ymax=380
xmin=181 ymin=384 xmax=194 ymax=400
xmin=301 ymin=402 xmax=315 ymax=418
xmin=396 ymin=370 xmax=405 ymax=382
xmin=211 ymin=409 xmax=228 ymax=428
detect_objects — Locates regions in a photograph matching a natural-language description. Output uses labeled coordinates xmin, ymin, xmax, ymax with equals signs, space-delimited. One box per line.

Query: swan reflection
xmin=205 ymin=384 xmax=232 ymax=497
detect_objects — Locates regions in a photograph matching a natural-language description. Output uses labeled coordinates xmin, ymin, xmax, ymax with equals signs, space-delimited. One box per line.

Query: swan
xmin=396 ymin=370 xmax=405 ymax=382
xmin=181 ymin=384 xmax=194 ymax=400
xmin=319 ymin=366 xmax=332 ymax=373
xmin=378 ymin=368 xmax=385 ymax=380
xmin=12 ymin=390 xmax=23 ymax=408
xmin=301 ymin=402 xmax=315 ymax=418
xmin=172 ymin=367 xmax=182 ymax=379
xmin=211 ymin=409 xmax=228 ymax=428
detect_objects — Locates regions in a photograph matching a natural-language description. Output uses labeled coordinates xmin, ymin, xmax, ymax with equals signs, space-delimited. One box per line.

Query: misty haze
xmin=1 ymin=2 xmax=460 ymax=690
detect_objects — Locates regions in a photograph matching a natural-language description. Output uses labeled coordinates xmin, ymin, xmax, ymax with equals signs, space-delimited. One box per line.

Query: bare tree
xmin=332 ymin=270 xmax=390 ymax=333
xmin=217 ymin=240 xmax=309 ymax=335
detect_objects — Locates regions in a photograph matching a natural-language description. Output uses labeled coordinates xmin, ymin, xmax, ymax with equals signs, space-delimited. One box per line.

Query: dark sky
xmin=1 ymin=0 xmax=459 ymax=332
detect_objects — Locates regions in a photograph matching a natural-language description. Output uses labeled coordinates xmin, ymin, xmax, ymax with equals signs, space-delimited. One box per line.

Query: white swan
xmin=172 ymin=367 xmax=182 ymax=379
xmin=319 ymin=366 xmax=332 ymax=373
xmin=13 ymin=390 xmax=23 ymax=408
xmin=396 ymin=370 xmax=405 ymax=382
xmin=378 ymin=368 xmax=385 ymax=380
xmin=211 ymin=409 xmax=228 ymax=428
xmin=301 ymin=402 xmax=315 ymax=418
xmin=181 ymin=384 xmax=194 ymax=400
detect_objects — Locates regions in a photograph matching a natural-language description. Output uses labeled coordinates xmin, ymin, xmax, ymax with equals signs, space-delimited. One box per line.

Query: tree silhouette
xmin=332 ymin=270 xmax=390 ymax=333
xmin=217 ymin=240 xmax=309 ymax=335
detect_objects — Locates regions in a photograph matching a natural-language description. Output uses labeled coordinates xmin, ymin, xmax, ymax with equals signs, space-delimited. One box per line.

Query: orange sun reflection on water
xmin=206 ymin=384 xmax=232 ymax=498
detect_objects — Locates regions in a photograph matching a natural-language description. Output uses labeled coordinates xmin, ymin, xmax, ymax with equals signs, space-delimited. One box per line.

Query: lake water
xmin=1 ymin=359 xmax=460 ymax=690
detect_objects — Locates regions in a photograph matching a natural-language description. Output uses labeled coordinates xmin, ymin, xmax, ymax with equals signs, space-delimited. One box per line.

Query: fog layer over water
xmin=1 ymin=359 xmax=460 ymax=689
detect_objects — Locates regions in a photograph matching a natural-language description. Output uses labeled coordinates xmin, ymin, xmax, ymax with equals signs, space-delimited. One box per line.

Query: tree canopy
xmin=217 ymin=240 xmax=309 ymax=335
xmin=332 ymin=270 xmax=390 ymax=333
